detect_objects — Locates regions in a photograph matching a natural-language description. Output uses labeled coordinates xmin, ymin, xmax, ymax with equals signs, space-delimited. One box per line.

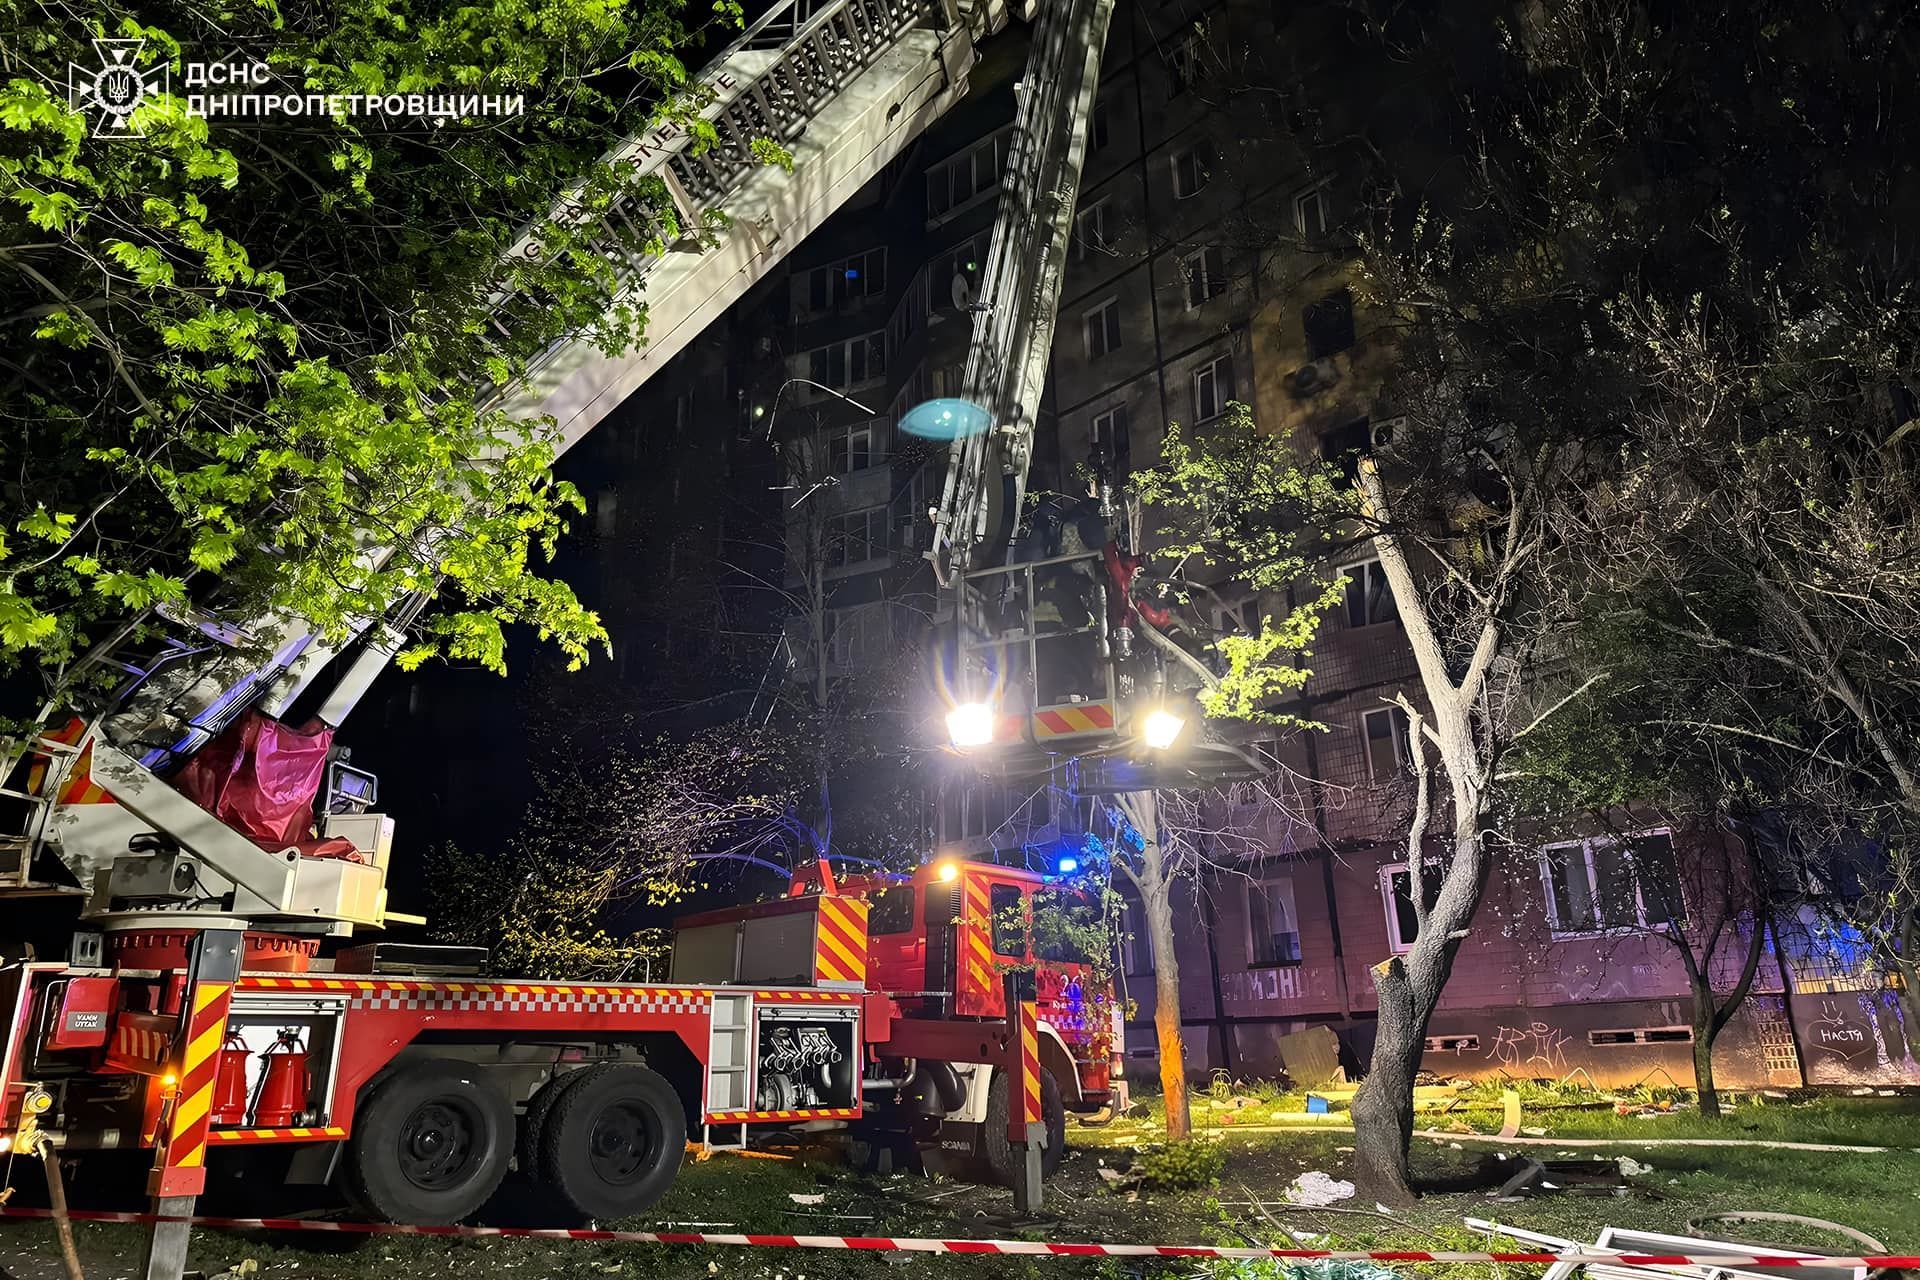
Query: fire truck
xmin=0 ymin=0 xmax=1261 ymax=1271
xmin=0 ymin=850 xmax=1116 ymax=1227
xmin=0 ymin=1 xmax=1142 ymax=1273
xmin=676 ymin=856 xmax=1120 ymax=1185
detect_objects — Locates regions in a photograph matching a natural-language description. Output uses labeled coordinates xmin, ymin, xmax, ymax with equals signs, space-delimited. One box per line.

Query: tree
xmin=2 ymin=0 xmax=746 ymax=713
xmin=1142 ymin=348 xmax=1612 ymax=1198
xmin=1511 ymin=613 xmax=1793 ymax=1117
xmin=1101 ymin=769 xmax=1320 ymax=1139
xmin=427 ymin=718 xmax=816 ymax=976
xmin=1603 ymin=300 xmax=1920 ymax=1040
xmin=1156 ymin=0 xmax=1920 ymax=1194
xmin=1490 ymin=0 xmax=1920 ymax=1043
xmin=1115 ymin=409 xmax=1349 ymax=1137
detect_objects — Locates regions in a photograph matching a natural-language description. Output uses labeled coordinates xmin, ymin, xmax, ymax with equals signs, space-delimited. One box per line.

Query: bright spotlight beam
xmin=1142 ymin=708 xmax=1186 ymax=750
xmin=947 ymin=702 xmax=995 ymax=748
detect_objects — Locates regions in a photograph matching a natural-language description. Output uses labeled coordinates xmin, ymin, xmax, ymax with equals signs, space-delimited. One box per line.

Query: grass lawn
xmin=5 ymin=1099 xmax=1916 ymax=1280
xmin=1156 ymin=1084 xmax=1920 ymax=1148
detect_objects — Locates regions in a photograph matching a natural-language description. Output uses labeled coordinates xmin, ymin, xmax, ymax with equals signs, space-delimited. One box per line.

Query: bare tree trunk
xmin=1122 ymin=790 xmax=1190 ymax=1139
xmin=1346 ymin=461 xmax=1502 ymax=1203
xmin=1897 ymin=907 xmax=1920 ymax=1043
xmin=1692 ymin=1004 xmax=1722 ymax=1119
xmin=1351 ymin=955 xmax=1422 ymax=1200
xmin=1351 ymin=801 xmax=1483 ymax=1204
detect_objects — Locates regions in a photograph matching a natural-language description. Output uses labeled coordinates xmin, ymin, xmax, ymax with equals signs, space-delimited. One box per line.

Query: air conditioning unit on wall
xmin=1287 ymin=357 xmax=1340 ymax=399
xmin=1370 ymin=415 xmax=1407 ymax=448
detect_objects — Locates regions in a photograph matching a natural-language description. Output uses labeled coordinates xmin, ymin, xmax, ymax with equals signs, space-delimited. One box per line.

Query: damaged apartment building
xmin=548 ymin=0 xmax=1920 ymax=1093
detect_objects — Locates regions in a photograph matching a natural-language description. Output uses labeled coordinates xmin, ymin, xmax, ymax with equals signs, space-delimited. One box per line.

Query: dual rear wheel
xmin=344 ymin=1059 xmax=683 ymax=1225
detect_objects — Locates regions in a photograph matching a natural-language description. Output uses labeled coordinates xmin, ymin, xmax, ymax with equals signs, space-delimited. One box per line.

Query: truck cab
xmin=845 ymin=858 xmax=1122 ymax=1117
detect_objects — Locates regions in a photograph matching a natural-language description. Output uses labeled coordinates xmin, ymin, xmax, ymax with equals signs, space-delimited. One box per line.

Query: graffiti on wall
xmin=1803 ymin=991 xmax=1920 ymax=1085
xmin=1487 ymin=1021 xmax=1571 ymax=1073
xmin=1221 ymin=966 xmax=1307 ymax=1007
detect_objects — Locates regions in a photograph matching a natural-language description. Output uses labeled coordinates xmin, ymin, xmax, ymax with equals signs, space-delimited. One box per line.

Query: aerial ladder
xmin=921 ymin=1 xmax=1262 ymax=794
xmin=0 ymin=0 xmax=1261 ymax=953
xmin=2 ymin=0 xmax=987 ymax=921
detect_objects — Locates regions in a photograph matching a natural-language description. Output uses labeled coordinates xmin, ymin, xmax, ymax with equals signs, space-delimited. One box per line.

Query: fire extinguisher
xmin=250 ymin=1028 xmax=310 ymax=1128
xmin=210 ymin=1033 xmax=252 ymax=1127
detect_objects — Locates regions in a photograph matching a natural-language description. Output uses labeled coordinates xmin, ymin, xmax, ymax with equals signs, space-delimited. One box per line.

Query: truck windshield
xmin=868 ymin=883 xmax=915 ymax=935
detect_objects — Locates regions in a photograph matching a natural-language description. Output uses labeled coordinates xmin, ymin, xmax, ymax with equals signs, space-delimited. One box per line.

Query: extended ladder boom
xmin=930 ymin=0 xmax=1113 ymax=583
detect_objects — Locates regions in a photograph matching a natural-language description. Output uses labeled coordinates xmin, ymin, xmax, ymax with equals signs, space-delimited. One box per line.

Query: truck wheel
xmin=536 ymin=1064 xmax=685 ymax=1221
xmin=518 ymin=1065 xmax=606 ymax=1175
xmin=981 ymin=1067 xmax=1066 ymax=1186
xmin=345 ymin=1059 xmax=512 ymax=1224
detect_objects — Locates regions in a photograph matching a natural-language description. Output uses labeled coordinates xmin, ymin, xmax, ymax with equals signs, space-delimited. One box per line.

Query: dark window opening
xmin=1385 ymin=862 xmax=1442 ymax=950
xmin=1364 ymin=706 xmax=1411 ymax=782
xmin=1321 ymin=418 xmax=1372 ymax=487
xmin=1092 ymin=403 xmax=1131 ymax=475
xmin=1304 ymin=288 xmax=1355 ymax=359
xmin=1589 ymin=1027 xmax=1695 ymax=1046
xmin=869 ymin=884 xmax=915 ymax=935
xmin=1424 ymin=1034 xmax=1481 ymax=1053
xmin=1344 ymin=558 xmax=1399 ymax=628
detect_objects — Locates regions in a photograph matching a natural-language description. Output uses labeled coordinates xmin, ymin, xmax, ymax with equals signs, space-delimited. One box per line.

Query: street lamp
xmin=760 ymin=377 xmax=876 ymax=443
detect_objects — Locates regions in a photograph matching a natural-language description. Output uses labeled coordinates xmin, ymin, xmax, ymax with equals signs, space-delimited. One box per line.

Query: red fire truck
xmin=675 ymin=856 xmax=1123 ymax=1185
xmin=1 ymin=850 xmax=1119 ymax=1228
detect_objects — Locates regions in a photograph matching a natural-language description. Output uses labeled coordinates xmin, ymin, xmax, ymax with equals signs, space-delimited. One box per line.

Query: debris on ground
xmin=1283 ymin=1262 xmax=1410 ymax=1280
xmin=787 ymin=1193 xmax=826 ymax=1205
xmin=1284 ymin=1170 xmax=1357 ymax=1206
xmin=1277 ymin=1025 xmax=1346 ymax=1089
xmin=1615 ymin=1156 xmax=1654 ymax=1177
xmin=1493 ymin=1157 xmax=1633 ymax=1200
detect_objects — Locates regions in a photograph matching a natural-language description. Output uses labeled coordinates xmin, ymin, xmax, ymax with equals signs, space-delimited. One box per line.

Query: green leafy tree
xmin=1 ymin=0 xmax=745 ymax=712
xmin=1511 ymin=616 xmax=1785 ymax=1118
xmin=1103 ymin=410 xmax=1345 ymax=1139
xmin=426 ymin=719 xmax=814 ymax=976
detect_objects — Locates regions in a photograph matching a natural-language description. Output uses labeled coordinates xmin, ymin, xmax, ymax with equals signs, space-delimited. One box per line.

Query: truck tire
xmin=518 ymin=1064 xmax=606 ymax=1175
xmin=345 ymin=1059 xmax=513 ymax=1225
xmin=981 ymin=1067 xmax=1065 ymax=1186
xmin=536 ymin=1064 xmax=685 ymax=1221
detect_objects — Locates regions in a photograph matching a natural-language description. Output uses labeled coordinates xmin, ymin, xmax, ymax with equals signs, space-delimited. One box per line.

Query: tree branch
xmin=1512 ymin=671 xmax=1609 ymax=740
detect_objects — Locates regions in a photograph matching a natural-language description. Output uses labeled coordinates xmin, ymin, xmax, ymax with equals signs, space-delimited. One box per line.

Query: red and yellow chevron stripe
xmin=104 ymin=1012 xmax=177 ymax=1076
xmin=154 ymin=979 xmax=233 ymax=1195
xmin=961 ymin=874 xmax=997 ymax=1012
xmin=812 ymin=896 xmax=869 ymax=986
xmin=1019 ymin=1001 xmax=1043 ymax=1129
xmin=208 ymin=1126 xmax=346 ymax=1145
xmin=24 ymin=718 xmax=113 ymax=805
xmin=704 ymin=1107 xmax=860 ymax=1124
xmin=1032 ymin=702 xmax=1115 ymax=739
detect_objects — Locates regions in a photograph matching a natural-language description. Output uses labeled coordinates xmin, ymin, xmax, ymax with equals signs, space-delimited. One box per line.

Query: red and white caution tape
xmin=1 ymin=1207 xmax=1912 ymax=1268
